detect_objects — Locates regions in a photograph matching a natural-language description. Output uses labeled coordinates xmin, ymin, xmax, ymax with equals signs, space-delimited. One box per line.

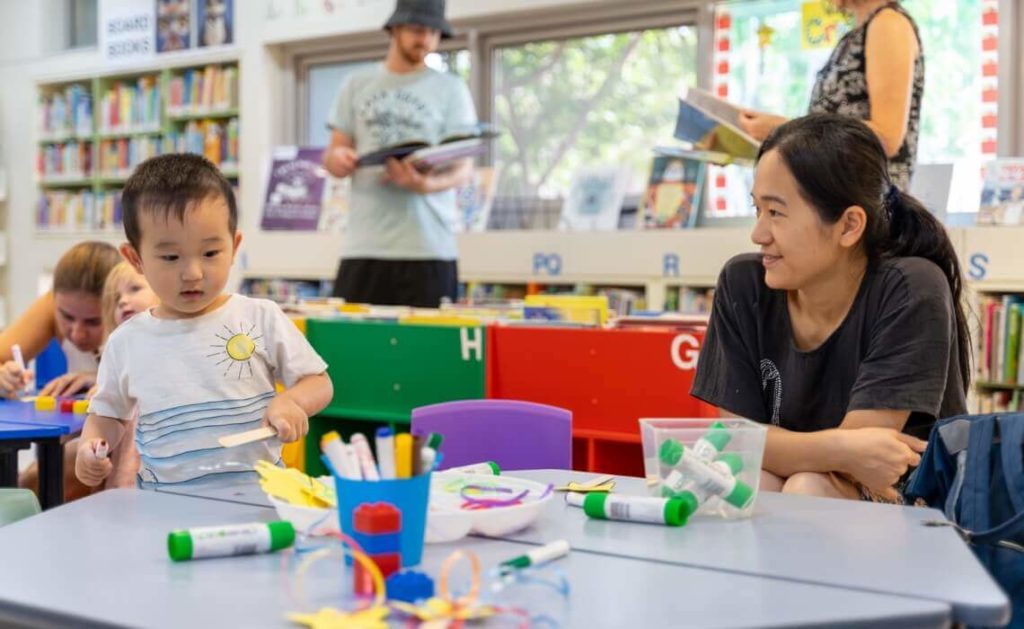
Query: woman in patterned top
xmin=739 ymin=1 xmax=924 ymax=190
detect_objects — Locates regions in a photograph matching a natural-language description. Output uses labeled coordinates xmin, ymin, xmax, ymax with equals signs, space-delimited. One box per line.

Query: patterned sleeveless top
xmin=808 ymin=2 xmax=924 ymax=190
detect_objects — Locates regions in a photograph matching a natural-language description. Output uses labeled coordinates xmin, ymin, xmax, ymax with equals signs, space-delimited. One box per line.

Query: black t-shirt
xmin=691 ymin=253 xmax=966 ymax=439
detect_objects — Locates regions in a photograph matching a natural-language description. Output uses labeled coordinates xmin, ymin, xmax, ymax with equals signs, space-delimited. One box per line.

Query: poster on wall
xmin=100 ymin=0 xmax=156 ymax=63
xmin=156 ymin=0 xmax=192 ymax=53
xmin=800 ymin=0 xmax=849 ymax=50
xmin=197 ymin=0 xmax=234 ymax=47
xmin=261 ymin=147 xmax=329 ymax=231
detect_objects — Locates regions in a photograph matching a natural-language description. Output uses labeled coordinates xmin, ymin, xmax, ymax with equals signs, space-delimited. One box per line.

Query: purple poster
xmin=261 ymin=147 xmax=326 ymax=231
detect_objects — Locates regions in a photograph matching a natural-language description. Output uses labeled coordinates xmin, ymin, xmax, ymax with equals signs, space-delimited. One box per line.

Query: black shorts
xmin=332 ymin=258 xmax=458 ymax=308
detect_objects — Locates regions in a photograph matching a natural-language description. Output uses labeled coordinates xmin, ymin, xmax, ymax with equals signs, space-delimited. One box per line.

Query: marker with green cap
xmin=167 ymin=521 xmax=295 ymax=562
xmin=582 ymin=493 xmax=697 ymax=527
xmin=659 ymin=440 xmax=754 ymax=509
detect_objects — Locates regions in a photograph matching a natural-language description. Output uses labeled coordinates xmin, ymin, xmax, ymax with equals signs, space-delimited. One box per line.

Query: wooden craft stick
xmin=218 ymin=426 xmax=277 ymax=448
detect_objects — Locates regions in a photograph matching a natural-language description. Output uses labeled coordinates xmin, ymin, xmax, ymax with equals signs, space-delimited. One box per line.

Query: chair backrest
xmin=411 ymin=399 xmax=572 ymax=471
xmin=34 ymin=338 xmax=67 ymax=388
xmin=0 ymin=488 xmax=41 ymax=527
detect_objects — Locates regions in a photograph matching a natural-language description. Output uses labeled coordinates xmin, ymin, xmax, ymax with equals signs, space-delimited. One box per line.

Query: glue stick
xmin=691 ymin=422 xmax=732 ymax=462
xmin=660 ymin=441 xmax=753 ymax=509
xmin=167 ymin=521 xmax=295 ymax=561
xmin=582 ymin=493 xmax=697 ymax=527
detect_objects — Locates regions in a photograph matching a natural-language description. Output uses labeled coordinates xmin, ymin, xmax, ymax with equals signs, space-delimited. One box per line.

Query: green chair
xmin=0 ymin=488 xmax=41 ymax=527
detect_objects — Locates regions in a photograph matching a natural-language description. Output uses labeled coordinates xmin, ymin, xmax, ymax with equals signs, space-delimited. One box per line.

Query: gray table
xmin=156 ymin=469 xmax=1011 ymax=626
xmin=496 ymin=470 xmax=1010 ymax=627
xmin=0 ymin=489 xmax=952 ymax=628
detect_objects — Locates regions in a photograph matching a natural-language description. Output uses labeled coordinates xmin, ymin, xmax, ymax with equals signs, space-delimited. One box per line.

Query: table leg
xmin=36 ymin=438 xmax=63 ymax=510
xmin=0 ymin=444 xmax=17 ymax=487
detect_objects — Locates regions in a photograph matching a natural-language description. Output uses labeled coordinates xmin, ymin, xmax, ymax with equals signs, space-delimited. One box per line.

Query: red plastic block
xmin=59 ymin=399 xmax=75 ymax=413
xmin=353 ymin=551 xmax=403 ymax=595
xmin=353 ymin=502 xmax=401 ymax=534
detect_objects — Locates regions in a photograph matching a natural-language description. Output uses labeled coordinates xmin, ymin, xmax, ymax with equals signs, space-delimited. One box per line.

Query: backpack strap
xmin=966 ymin=414 xmax=1024 ymax=545
xmin=960 ymin=415 xmax=996 ymax=532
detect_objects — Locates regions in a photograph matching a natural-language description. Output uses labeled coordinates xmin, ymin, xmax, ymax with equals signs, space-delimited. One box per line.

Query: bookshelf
xmin=36 ymin=62 xmax=239 ymax=233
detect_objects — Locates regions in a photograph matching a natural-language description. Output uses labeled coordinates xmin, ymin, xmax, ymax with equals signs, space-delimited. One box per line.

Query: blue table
xmin=0 ymin=421 xmax=65 ymax=509
xmin=0 ymin=399 xmax=86 ymax=433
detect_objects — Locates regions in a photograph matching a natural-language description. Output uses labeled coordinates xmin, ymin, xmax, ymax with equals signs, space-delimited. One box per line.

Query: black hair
xmin=121 ymin=153 xmax=237 ymax=250
xmin=758 ymin=113 xmax=970 ymax=394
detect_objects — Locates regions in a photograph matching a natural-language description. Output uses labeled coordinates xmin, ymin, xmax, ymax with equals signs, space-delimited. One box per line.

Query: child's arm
xmin=263 ymin=373 xmax=333 ymax=443
xmin=75 ymin=414 xmax=127 ymax=487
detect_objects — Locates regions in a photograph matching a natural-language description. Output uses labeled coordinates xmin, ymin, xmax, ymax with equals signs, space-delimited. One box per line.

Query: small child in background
xmin=76 ymin=154 xmax=333 ymax=489
xmin=97 ymin=262 xmax=159 ymax=488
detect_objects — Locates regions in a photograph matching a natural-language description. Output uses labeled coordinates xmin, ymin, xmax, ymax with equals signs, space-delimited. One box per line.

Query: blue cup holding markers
xmin=325 ymin=455 xmax=431 ymax=567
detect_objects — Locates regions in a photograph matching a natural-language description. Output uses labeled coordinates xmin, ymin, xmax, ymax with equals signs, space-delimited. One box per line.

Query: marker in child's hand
xmin=94 ymin=440 xmax=109 ymax=459
xmin=11 ymin=344 xmax=27 ymax=392
xmin=499 ymin=539 xmax=571 ymax=574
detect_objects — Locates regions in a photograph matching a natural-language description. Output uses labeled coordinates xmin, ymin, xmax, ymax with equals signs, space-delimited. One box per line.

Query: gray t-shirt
xmin=691 ymin=254 xmax=966 ymax=439
xmin=328 ymin=64 xmax=478 ymax=260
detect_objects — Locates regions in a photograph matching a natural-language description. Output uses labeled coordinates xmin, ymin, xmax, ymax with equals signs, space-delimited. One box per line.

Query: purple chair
xmin=410 ymin=399 xmax=572 ymax=471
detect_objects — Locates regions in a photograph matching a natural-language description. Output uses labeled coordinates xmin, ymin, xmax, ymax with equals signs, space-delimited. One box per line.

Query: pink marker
xmin=94 ymin=440 xmax=109 ymax=459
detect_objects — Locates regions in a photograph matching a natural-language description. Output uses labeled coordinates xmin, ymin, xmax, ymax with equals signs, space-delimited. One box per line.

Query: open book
xmin=356 ymin=127 xmax=501 ymax=171
xmin=674 ymin=86 xmax=760 ymax=163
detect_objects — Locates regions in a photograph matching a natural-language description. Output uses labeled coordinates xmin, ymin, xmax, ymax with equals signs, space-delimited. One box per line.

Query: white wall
xmin=0 ymin=0 xmax=630 ymax=320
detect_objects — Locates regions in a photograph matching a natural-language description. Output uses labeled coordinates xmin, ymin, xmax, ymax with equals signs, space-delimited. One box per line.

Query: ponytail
xmin=884 ymin=187 xmax=971 ymax=393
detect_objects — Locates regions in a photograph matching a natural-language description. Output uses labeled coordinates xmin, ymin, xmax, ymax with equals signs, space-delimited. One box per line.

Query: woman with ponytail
xmin=692 ymin=113 xmax=969 ymax=502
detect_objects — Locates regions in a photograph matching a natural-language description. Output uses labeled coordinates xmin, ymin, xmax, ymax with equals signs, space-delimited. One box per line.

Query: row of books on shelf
xmin=167 ymin=65 xmax=238 ymax=115
xmin=39 ymin=85 xmax=93 ymax=138
xmin=100 ymin=77 xmax=162 ymax=134
xmin=40 ymin=120 xmax=240 ymax=181
xmin=239 ymin=278 xmax=333 ymax=303
xmin=38 ymin=142 xmax=91 ymax=180
xmin=166 ymin=119 xmax=239 ymax=169
xmin=99 ymin=137 xmax=162 ymax=177
xmin=976 ymin=390 xmax=1023 ymax=414
xmin=978 ymin=294 xmax=1024 ymax=386
xmin=37 ymin=190 xmax=122 ymax=231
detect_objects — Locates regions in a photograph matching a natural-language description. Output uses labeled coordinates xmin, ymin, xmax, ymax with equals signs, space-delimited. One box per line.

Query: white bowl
xmin=427 ymin=473 xmax=553 ymax=542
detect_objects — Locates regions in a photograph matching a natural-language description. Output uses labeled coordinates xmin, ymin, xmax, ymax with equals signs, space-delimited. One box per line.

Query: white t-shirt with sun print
xmin=90 ymin=294 xmax=328 ymax=488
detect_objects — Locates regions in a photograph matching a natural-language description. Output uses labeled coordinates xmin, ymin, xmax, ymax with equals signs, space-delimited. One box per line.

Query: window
xmin=304 ymin=51 xmax=471 ymax=147
xmin=67 ymin=0 xmax=98 ymax=49
xmin=711 ymin=0 xmax=999 ymax=216
xmin=492 ymin=26 xmax=698 ymax=200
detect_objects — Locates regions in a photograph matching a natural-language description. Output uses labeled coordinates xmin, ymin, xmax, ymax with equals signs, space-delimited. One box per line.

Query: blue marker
xmin=375 ymin=427 xmax=396 ymax=480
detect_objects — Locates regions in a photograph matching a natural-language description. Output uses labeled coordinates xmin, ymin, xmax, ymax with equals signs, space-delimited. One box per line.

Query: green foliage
xmin=494 ymin=27 xmax=698 ymax=198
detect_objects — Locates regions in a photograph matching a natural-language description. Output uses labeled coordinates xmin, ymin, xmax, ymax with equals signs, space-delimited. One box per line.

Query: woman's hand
xmin=0 ymin=360 xmax=31 ymax=398
xmin=836 ymin=427 xmax=927 ymax=499
xmin=39 ymin=372 xmax=97 ymax=398
xmin=738 ymin=110 xmax=787 ymax=141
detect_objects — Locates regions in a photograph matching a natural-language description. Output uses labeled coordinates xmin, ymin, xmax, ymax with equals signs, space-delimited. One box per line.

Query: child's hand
xmin=39 ymin=371 xmax=96 ymax=398
xmin=263 ymin=395 xmax=309 ymax=443
xmin=75 ymin=438 xmax=113 ymax=487
xmin=0 ymin=360 xmax=31 ymax=398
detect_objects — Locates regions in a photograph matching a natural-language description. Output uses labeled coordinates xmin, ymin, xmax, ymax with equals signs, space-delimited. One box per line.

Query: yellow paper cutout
xmin=288 ymin=606 xmax=389 ymax=629
xmin=556 ymin=474 xmax=616 ymax=493
xmin=256 ymin=460 xmax=335 ymax=507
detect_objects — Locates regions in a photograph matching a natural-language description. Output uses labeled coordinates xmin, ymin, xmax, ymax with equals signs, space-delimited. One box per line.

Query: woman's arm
xmin=762 ymin=409 xmax=926 ymax=493
xmin=863 ymin=9 xmax=920 ymax=158
xmin=0 ymin=292 xmax=58 ymax=362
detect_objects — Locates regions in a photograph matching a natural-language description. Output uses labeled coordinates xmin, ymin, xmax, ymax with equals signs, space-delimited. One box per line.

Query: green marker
xmin=168 ymin=521 xmax=295 ymax=562
xmin=500 ymin=539 xmax=570 ymax=572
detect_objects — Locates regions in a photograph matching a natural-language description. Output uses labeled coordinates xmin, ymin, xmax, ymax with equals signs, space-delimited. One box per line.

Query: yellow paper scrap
xmin=288 ymin=606 xmax=388 ymax=629
xmin=256 ymin=460 xmax=335 ymax=507
xmin=556 ymin=474 xmax=616 ymax=493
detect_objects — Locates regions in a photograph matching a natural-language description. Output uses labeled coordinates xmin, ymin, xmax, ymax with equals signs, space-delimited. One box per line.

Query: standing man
xmin=322 ymin=0 xmax=477 ymax=307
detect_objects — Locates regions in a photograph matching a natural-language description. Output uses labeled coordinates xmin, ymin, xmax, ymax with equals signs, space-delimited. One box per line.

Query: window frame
xmin=286 ymin=0 xmax=1022 ymax=225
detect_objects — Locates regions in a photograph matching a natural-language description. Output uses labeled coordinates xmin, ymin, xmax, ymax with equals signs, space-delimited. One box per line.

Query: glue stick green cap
xmin=715 ymin=452 xmax=744 ymax=475
xmin=659 ymin=439 xmax=684 ymax=466
xmin=704 ymin=421 xmax=732 ymax=452
xmin=673 ymin=490 xmax=700 ymax=521
xmin=725 ymin=479 xmax=755 ymax=509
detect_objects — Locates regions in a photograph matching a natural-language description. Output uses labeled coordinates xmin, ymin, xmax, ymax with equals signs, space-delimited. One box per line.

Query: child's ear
xmin=232 ymin=230 xmax=243 ymax=253
xmin=119 ymin=243 xmax=145 ymax=274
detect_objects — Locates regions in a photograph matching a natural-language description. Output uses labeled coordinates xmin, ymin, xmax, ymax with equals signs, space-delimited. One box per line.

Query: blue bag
xmin=905 ymin=413 xmax=1024 ymax=627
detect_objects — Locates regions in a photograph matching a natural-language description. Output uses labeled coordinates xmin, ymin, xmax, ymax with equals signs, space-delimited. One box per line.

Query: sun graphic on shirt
xmin=208 ymin=323 xmax=263 ymax=379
